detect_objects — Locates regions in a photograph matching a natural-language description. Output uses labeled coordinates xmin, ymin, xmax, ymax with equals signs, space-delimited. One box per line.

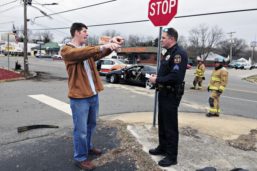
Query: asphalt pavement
xmin=1 ymin=111 xmax=257 ymax=171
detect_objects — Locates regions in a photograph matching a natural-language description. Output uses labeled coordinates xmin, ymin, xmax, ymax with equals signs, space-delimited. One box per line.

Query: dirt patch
xmin=243 ymin=75 xmax=257 ymax=84
xmin=181 ymin=126 xmax=200 ymax=139
xmin=94 ymin=120 xmax=161 ymax=171
xmin=227 ymin=129 xmax=257 ymax=151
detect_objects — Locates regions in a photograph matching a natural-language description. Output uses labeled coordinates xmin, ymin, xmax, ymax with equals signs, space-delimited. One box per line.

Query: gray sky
xmin=1 ymin=0 xmax=257 ymax=44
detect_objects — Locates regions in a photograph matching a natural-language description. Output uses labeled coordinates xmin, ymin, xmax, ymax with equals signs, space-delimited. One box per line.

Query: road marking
xmin=29 ymin=94 xmax=71 ymax=115
xmin=226 ymin=88 xmax=257 ymax=95
xmin=223 ymin=95 xmax=257 ymax=103
xmin=105 ymin=84 xmax=154 ymax=97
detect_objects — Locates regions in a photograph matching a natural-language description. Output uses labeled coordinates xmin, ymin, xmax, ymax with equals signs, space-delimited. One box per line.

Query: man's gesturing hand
xmin=110 ymin=36 xmax=124 ymax=45
xmin=100 ymin=43 xmax=121 ymax=51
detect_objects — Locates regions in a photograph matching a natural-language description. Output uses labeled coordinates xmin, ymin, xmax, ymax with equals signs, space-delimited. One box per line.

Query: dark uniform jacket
xmin=156 ymin=44 xmax=188 ymax=86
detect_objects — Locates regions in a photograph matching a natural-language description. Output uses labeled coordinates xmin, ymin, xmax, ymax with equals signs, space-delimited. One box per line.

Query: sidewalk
xmin=101 ymin=112 xmax=257 ymax=171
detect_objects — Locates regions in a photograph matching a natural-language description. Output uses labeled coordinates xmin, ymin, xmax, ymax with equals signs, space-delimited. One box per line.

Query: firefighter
xmin=191 ymin=56 xmax=205 ymax=90
xmin=206 ymin=57 xmax=228 ymax=117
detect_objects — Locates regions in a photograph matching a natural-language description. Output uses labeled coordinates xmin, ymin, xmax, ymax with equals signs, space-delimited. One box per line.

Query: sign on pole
xmin=148 ymin=0 xmax=178 ymax=127
xmin=148 ymin=0 xmax=178 ymax=27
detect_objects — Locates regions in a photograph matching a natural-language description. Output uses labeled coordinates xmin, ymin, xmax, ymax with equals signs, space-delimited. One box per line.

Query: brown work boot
xmin=75 ymin=160 xmax=96 ymax=170
xmin=89 ymin=147 xmax=102 ymax=155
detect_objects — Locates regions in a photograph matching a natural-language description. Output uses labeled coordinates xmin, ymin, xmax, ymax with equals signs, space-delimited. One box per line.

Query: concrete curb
xmin=101 ymin=112 xmax=257 ymax=140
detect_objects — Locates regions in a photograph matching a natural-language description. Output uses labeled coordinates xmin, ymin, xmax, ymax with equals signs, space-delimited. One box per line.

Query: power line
xmin=0 ymin=0 xmax=17 ymax=8
xmin=32 ymin=0 xmax=73 ymax=24
xmin=1 ymin=7 xmax=257 ymax=32
xmin=33 ymin=0 xmax=117 ymax=20
xmin=0 ymin=4 xmax=20 ymax=14
xmin=0 ymin=21 xmax=14 ymax=25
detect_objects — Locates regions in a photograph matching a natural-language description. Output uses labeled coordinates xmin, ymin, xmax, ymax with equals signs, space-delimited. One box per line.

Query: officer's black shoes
xmin=158 ymin=156 xmax=177 ymax=167
xmin=149 ymin=147 xmax=166 ymax=156
xmin=206 ymin=113 xmax=219 ymax=117
xmin=190 ymin=86 xmax=196 ymax=89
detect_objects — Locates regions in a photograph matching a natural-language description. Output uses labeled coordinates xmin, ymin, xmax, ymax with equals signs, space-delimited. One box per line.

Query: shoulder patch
xmin=174 ymin=54 xmax=182 ymax=64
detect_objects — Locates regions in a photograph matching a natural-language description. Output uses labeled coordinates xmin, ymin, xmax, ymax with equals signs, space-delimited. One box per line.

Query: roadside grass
xmin=243 ymin=75 xmax=257 ymax=84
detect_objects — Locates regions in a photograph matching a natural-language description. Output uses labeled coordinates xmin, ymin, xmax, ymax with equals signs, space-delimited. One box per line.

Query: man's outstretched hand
xmin=111 ymin=36 xmax=124 ymax=45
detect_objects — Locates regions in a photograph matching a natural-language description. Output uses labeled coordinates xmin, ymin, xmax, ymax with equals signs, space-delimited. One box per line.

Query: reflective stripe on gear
xmin=209 ymin=85 xmax=218 ymax=90
xmin=209 ymin=108 xmax=220 ymax=114
xmin=211 ymin=77 xmax=221 ymax=82
xmin=195 ymin=69 xmax=204 ymax=77
xmin=219 ymin=86 xmax=225 ymax=91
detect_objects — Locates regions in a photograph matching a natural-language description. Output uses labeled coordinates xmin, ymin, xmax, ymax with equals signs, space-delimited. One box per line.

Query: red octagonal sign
xmin=148 ymin=0 xmax=178 ymax=27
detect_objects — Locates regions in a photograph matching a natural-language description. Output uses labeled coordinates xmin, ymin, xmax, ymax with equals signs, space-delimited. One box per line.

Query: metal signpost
xmin=148 ymin=0 xmax=178 ymax=127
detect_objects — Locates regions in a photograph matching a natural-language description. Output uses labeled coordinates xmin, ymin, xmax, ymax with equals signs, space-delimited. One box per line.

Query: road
xmin=0 ymin=55 xmax=257 ymax=170
xmin=0 ymin=55 xmax=257 ymax=119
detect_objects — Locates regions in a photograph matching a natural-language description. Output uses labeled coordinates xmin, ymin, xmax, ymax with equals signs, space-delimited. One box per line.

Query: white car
xmin=243 ymin=63 xmax=254 ymax=70
xmin=52 ymin=54 xmax=63 ymax=60
xmin=96 ymin=58 xmax=126 ymax=75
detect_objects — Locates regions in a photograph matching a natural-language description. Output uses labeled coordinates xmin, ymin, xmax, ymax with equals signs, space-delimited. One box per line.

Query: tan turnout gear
xmin=208 ymin=67 xmax=228 ymax=115
xmin=192 ymin=62 xmax=205 ymax=89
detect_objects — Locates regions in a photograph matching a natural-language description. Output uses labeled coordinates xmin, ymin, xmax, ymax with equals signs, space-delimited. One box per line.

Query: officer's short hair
xmin=163 ymin=27 xmax=178 ymax=41
xmin=70 ymin=22 xmax=88 ymax=37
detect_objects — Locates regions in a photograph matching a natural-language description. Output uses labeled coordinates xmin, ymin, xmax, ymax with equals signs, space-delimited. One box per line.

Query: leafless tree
xmin=41 ymin=31 xmax=53 ymax=43
xmin=188 ymin=24 xmax=224 ymax=60
xmin=101 ymin=29 xmax=120 ymax=37
xmin=125 ymin=35 xmax=154 ymax=47
xmin=33 ymin=31 xmax=53 ymax=43
xmin=126 ymin=34 xmax=141 ymax=47
xmin=177 ymin=35 xmax=187 ymax=49
xmin=87 ymin=35 xmax=99 ymax=45
xmin=217 ymin=38 xmax=248 ymax=58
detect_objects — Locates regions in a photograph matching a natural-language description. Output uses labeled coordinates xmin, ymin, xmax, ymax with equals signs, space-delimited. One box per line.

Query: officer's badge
xmin=165 ymin=55 xmax=170 ymax=61
xmin=174 ymin=54 xmax=182 ymax=64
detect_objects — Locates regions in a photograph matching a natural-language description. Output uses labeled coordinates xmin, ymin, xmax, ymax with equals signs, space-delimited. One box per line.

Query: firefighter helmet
xmin=197 ymin=56 xmax=203 ymax=61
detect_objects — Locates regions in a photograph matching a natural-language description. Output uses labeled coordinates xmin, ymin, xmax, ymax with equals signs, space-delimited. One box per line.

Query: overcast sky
xmin=1 ymin=0 xmax=257 ymax=44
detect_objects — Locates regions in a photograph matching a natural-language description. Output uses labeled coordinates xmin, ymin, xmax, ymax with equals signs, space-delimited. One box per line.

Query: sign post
xmin=148 ymin=0 xmax=178 ymax=127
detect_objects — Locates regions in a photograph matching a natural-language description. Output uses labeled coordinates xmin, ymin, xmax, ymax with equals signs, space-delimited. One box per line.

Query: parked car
xmin=51 ymin=54 xmax=62 ymax=60
xmin=252 ymin=63 xmax=257 ymax=69
xmin=228 ymin=60 xmax=238 ymax=68
xmin=235 ymin=62 xmax=254 ymax=70
xmin=106 ymin=64 xmax=157 ymax=89
xmin=96 ymin=58 xmax=126 ymax=75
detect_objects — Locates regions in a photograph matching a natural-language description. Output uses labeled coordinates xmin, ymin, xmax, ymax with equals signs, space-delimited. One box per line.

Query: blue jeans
xmin=70 ymin=94 xmax=99 ymax=162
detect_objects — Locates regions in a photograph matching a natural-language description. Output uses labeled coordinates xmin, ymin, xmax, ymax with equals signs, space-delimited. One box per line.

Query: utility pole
xmin=227 ymin=32 xmax=236 ymax=62
xmin=23 ymin=0 xmax=29 ymax=77
xmin=250 ymin=41 xmax=257 ymax=65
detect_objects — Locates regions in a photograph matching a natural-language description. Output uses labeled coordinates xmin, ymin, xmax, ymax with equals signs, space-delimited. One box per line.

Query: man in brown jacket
xmin=61 ymin=22 xmax=123 ymax=170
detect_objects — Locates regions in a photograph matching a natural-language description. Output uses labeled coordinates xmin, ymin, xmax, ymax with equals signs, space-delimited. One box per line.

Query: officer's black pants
xmin=158 ymin=90 xmax=181 ymax=160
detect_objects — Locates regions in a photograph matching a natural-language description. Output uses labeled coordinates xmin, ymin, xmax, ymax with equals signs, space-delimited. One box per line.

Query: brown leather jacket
xmin=61 ymin=44 xmax=111 ymax=98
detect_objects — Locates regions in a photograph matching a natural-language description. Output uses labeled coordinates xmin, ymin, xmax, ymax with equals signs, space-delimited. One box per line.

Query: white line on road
xmin=29 ymin=94 xmax=71 ymax=115
xmin=223 ymin=95 xmax=257 ymax=103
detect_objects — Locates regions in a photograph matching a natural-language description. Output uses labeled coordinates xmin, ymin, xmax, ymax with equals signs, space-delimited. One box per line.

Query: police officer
xmin=191 ymin=56 xmax=205 ymax=90
xmin=207 ymin=57 xmax=228 ymax=117
xmin=148 ymin=27 xmax=188 ymax=167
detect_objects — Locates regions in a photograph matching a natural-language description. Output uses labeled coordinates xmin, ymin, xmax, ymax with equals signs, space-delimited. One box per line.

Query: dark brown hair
xmin=70 ymin=22 xmax=88 ymax=37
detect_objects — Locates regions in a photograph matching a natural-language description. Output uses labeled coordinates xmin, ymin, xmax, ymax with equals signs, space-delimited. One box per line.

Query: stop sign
xmin=148 ymin=0 xmax=178 ymax=27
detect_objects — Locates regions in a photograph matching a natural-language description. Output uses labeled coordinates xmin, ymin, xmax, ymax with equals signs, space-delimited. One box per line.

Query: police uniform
xmin=155 ymin=43 xmax=188 ymax=162
xmin=207 ymin=62 xmax=228 ymax=116
xmin=192 ymin=62 xmax=205 ymax=89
